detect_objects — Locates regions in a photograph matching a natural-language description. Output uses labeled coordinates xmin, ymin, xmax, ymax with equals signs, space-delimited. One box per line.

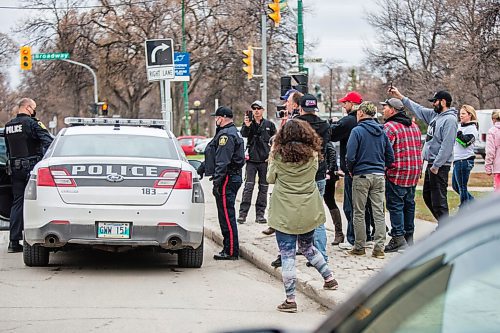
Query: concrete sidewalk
xmin=201 ymin=178 xmax=436 ymax=310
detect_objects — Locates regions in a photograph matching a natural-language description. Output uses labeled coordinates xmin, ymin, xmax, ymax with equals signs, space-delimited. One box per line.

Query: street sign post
xmin=172 ymin=52 xmax=190 ymax=82
xmin=33 ymin=53 xmax=70 ymax=60
xmin=144 ymin=39 xmax=175 ymax=81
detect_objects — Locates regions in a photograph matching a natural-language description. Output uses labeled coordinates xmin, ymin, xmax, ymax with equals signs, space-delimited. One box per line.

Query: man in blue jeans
xmin=296 ymin=94 xmax=330 ymax=263
xmin=381 ymin=98 xmax=423 ymax=251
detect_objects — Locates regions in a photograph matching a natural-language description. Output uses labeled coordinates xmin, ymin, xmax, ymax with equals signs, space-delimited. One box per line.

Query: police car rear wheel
xmin=23 ymin=240 xmax=49 ymax=267
xmin=178 ymin=238 xmax=204 ymax=268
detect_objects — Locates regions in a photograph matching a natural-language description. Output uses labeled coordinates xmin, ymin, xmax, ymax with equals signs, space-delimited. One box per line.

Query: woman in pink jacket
xmin=485 ymin=110 xmax=500 ymax=191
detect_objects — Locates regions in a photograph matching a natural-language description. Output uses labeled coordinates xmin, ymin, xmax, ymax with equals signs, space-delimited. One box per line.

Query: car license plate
xmin=97 ymin=222 xmax=131 ymax=239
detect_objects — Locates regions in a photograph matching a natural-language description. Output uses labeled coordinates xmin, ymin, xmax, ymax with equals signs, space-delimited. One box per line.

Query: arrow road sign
xmin=145 ymin=38 xmax=175 ymax=81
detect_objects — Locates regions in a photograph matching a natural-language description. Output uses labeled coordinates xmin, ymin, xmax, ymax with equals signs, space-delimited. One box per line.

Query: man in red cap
xmin=330 ymin=91 xmax=375 ymax=249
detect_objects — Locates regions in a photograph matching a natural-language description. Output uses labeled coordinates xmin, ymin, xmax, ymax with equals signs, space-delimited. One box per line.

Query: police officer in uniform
xmin=4 ymin=98 xmax=53 ymax=253
xmin=198 ymin=106 xmax=245 ymax=260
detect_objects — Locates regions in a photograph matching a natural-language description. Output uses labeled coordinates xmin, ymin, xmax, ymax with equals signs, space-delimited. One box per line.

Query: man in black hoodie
xmin=330 ymin=91 xmax=375 ymax=249
xmin=296 ymin=94 xmax=331 ymax=263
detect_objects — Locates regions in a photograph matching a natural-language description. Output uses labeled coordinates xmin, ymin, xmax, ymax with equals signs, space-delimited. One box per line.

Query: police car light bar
xmin=64 ymin=117 xmax=167 ymax=127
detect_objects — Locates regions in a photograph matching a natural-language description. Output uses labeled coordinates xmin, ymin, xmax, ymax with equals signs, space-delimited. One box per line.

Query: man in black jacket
xmin=330 ymin=91 xmax=375 ymax=249
xmin=296 ymin=94 xmax=331 ymax=263
xmin=237 ymin=101 xmax=276 ymax=224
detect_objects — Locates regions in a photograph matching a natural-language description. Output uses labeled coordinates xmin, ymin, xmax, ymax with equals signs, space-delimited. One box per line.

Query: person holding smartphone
xmin=237 ymin=101 xmax=277 ymax=224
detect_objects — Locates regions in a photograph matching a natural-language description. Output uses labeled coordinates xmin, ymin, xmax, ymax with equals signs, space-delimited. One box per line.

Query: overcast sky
xmin=0 ymin=0 xmax=380 ymax=86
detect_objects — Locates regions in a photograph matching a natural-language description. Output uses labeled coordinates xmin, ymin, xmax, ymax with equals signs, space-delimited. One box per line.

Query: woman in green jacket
xmin=267 ymin=119 xmax=338 ymax=313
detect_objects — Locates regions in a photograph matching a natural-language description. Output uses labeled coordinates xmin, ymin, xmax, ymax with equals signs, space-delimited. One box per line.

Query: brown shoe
xmin=262 ymin=227 xmax=275 ymax=235
xmin=346 ymin=247 xmax=366 ymax=256
xmin=323 ymin=278 xmax=339 ymax=290
xmin=277 ymin=300 xmax=297 ymax=313
xmin=332 ymin=234 xmax=345 ymax=246
xmin=372 ymin=248 xmax=385 ymax=259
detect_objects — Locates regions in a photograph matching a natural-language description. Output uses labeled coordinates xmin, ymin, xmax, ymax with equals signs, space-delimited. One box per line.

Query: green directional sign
xmin=33 ymin=53 xmax=70 ymax=60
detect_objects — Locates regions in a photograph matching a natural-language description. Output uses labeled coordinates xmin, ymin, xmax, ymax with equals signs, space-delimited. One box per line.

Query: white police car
xmin=23 ymin=117 xmax=205 ymax=268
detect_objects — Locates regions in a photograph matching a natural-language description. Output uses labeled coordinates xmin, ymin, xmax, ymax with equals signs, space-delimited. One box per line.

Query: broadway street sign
xmin=33 ymin=53 xmax=70 ymax=60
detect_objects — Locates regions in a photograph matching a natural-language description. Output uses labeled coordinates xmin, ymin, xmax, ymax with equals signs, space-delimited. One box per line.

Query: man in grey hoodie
xmin=389 ymin=88 xmax=458 ymax=221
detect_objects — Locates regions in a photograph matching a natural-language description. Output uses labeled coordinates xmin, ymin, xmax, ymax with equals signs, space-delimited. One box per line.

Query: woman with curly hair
xmin=267 ymin=119 xmax=338 ymax=313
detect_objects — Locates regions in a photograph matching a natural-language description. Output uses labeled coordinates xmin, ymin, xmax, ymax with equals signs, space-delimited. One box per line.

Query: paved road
xmin=0 ymin=232 xmax=327 ymax=333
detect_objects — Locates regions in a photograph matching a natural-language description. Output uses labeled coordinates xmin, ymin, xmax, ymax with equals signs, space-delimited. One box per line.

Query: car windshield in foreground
xmin=333 ymin=218 xmax=500 ymax=333
xmin=52 ymin=134 xmax=178 ymax=159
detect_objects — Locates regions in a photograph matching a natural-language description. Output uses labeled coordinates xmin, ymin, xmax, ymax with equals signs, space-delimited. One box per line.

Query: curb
xmin=204 ymin=225 xmax=337 ymax=309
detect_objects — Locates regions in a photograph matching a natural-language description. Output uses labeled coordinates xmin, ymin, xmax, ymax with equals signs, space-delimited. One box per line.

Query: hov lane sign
xmin=145 ymin=38 xmax=175 ymax=81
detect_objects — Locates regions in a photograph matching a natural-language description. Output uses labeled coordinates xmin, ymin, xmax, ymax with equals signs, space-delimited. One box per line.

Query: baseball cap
xmin=428 ymin=90 xmax=452 ymax=104
xmin=210 ymin=106 xmax=233 ymax=118
xmin=338 ymin=91 xmax=363 ymax=104
xmin=280 ymin=89 xmax=298 ymax=101
xmin=251 ymin=100 xmax=263 ymax=109
xmin=299 ymin=94 xmax=318 ymax=112
xmin=380 ymin=98 xmax=404 ymax=111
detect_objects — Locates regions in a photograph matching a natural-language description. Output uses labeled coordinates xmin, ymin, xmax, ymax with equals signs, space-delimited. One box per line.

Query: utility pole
xmin=297 ymin=0 xmax=306 ymax=74
xmin=182 ymin=0 xmax=190 ymax=135
xmin=261 ymin=14 xmax=268 ymax=115
xmin=62 ymin=59 xmax=98 ymax=105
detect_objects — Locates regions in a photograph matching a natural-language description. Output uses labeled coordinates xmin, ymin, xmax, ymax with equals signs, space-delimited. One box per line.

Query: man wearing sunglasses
xmin=4 ymin=98 xmax=53 ymax=253
xmin=238 ymin=100 xmax=276 ymax=225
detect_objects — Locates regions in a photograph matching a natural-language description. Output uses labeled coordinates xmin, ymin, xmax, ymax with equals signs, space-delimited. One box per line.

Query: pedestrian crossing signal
xmin=20 ymin=46 xmax=32 ymax=70
xmin=242 ymin=47 xmax=254 ymax=80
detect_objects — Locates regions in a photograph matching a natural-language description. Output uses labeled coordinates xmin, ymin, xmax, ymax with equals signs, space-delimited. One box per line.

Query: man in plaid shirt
xmin=381 ymin=98 xmax=423 ymax=252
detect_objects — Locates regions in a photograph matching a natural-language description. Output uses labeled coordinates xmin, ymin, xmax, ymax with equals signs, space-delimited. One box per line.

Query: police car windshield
xmin=52 ymin=134 xmax=178 ymax=159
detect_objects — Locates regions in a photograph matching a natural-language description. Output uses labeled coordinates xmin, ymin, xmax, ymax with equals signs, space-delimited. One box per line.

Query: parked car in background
xmin=177 ymin=135 xmax=207 ymax=156
xmin=224 ymin=194 xmax=500 ymax=333
xmin=0 ymin=128 xmax=12 ymax=230
xmin=194 ymin=137 xmax=212 ymax=155
xmin=474 ymin=109 xmax=495 ymax=159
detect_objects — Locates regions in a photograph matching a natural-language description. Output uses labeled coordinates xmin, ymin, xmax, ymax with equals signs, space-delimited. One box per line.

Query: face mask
xmin=31 ymin=110 xmax=37 ymax=118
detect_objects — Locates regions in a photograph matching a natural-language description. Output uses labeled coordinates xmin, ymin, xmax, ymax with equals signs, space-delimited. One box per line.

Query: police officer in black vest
xmin=4 ymin=98 xmax=53 ymax=253
xmin=197 ymin=106 xmax=245 ymax=260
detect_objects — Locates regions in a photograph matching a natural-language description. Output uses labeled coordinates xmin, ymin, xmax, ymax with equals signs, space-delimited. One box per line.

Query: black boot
xmin=271 ymin=255 xmax=281 ymax=268
xmin=384 ymin=236 xmax=408 ymax=253
xmin=8 ymin=241 xmax=23 ymax=253
xmin=330 ymin=208 xmax=344 ymax=245
xmin=404 ymin=233 xmax=414 ymax=246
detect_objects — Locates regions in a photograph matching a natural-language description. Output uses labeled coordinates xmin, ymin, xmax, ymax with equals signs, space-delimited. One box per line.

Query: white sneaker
xmin=338 ymin=242 xmax=353 ymax=250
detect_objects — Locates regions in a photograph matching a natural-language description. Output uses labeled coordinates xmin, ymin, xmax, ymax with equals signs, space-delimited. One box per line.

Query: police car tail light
xmin=154 ymin=169 xmax=180 ymax=188
xmin=173 ymin=170 xmax=193 ymax=190
xmin=37 ymin=168 xmax=56 ymax=187
xmin=50 ymin=168 xmax=77 ymax=187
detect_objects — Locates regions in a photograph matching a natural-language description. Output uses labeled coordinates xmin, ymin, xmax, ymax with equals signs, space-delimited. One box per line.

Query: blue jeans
xmin=275 ymin=230 xmax=332 ymax=299
xmin=385 ymin=180 xmax=416 ymax=237
xmin=314 ymin=179 xmax=328 ymax=262
xmin=452 ymin=159 xmax=474 ymax=207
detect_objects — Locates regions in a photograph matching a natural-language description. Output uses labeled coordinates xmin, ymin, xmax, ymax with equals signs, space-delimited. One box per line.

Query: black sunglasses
xmin=251 ymin=106 xmax=263 ymax=110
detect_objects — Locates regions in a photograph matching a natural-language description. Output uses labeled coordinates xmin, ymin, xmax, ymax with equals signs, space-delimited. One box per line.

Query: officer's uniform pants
xmin=213 ymin=174 xmax=242 ymax=257
xmin=10 ymin=167 xmax=30 ymax=242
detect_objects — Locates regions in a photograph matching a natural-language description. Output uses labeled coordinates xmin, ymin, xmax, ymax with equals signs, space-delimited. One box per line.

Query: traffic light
xmin=242 ymin=47 xmax=254 ymax=80
xmin=20 ymin=46 xmax=32 ymax=70
xmin=101 ymin=103 xmax=108 ymax=116
xmin=268 ymin=0 xmax=281 ymax=27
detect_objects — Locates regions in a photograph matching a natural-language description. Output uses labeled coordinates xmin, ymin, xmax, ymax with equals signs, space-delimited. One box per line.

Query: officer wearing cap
xmin=237 ymin=100 xmax=276 ymax=224
xmin=389 ymin=87 xmax=458 ymax=221
xmin=197 ymin=106 xmax=245 ymax=260
xmin=4 ymin=98 xmax=53 ymax=253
